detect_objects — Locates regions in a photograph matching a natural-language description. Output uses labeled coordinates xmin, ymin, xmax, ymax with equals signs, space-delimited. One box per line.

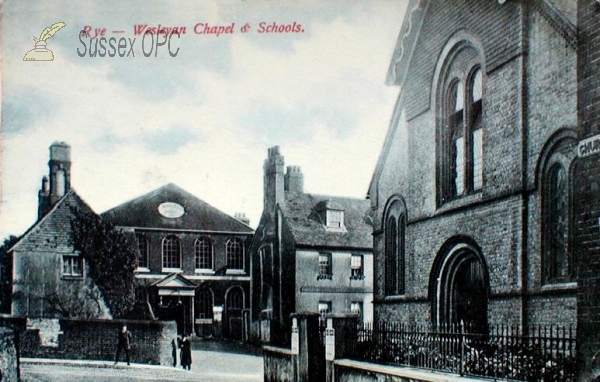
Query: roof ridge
xmin=9 ymin=189 xmax=92 ymax=253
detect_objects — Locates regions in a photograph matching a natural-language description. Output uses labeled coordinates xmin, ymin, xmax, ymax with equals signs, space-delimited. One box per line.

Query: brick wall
xmin=576 ymin=0 xmax=600 ymax=379
xmin=372 ymin=1 xmax=578 ymax=333
xmin=0 ymin=317 xmax=176 ymax=365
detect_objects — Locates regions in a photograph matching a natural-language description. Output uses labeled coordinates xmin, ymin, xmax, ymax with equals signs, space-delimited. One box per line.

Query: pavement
xmin=20 ymin=340 xmax=264 ymax=382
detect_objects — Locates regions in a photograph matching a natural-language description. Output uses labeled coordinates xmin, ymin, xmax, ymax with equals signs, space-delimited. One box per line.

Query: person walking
xmin=171 ymin=336 xmax=179 ymax=367
xmin=179 ymin=334 xmax=192 ymax=370
xmin=114 ymin=324 xmax=133 ymax=365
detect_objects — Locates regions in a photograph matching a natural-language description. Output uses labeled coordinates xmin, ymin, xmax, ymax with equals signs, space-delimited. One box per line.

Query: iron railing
xmin=347 ymin=322 xmax=577 ymax=381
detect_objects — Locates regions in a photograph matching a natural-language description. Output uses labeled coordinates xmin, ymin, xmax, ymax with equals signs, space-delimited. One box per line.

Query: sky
xmin=0 ymin=0 xmax=407 ymax=239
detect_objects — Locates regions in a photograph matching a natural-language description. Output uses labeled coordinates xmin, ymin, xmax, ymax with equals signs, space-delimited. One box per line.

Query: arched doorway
xmin=225 ymin=286 xmax=245 ymax=340
xmin=430 ymin=240 xmax=489 ymax=332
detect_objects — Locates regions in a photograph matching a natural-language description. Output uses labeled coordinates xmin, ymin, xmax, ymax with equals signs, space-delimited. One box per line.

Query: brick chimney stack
xmin=263 ymin=146 xmax=285 ymax=214
xmin=284 ymin=165 xmax=304 ymax=193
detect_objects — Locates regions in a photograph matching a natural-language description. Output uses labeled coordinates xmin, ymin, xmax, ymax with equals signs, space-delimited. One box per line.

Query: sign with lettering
xmin=325 ymin=328 xmax=335 ymax=361
xmin=578 ymin=134 xmax=600 ymax=158
xmin=291 ymin=325 xmax=299 ymax=355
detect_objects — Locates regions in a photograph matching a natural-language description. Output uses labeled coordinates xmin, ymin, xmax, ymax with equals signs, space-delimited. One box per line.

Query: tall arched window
xmin=136 ymin=234 xmax=149 ymax=269
xmin=162 ymin=235 xmax=181 ymax=270
xmin=543 ymin=163 xmax=571 ymax=282
xmin=195 ymin=237 xmax=213 ymax=270
xmin=385 ymin=216 xmax=398 ymax=295
xmin=437 ymin=40 xmax=484 ymax=205
xmin=444 ymin=68 xmax=483 ymax=201
xmin=226 ymin=239 xmax=244 ymax=270
xmin=384 ymin=199 xmax=406 ymax=296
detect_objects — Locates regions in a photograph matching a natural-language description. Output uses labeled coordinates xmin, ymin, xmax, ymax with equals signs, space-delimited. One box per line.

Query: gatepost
xmin=290 ymin=312 xmax=323 ymax=382
xmin=323 ymin=313 xmax=360 ymax=382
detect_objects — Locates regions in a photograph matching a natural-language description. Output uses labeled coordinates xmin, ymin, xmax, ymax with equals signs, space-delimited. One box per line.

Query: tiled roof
xmin=280 ymin=192 xmax=373 ymax=250
xmin=10 ymin=189 xmax=96 ymax=253
xmin=101 ymin=183 xmax=254 ymax=234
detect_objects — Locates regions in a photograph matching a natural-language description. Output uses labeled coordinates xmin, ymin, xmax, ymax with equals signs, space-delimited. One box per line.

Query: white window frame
xmin=63 ymin=255 xmax=83 ymax=277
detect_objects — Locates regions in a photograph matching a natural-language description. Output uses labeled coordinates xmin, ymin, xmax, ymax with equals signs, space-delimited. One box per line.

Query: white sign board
xmin=578 ymin=134 xmax=600 ymax=158
xmin=325 ymin=328 xmax=335 ymax=361
xmin=291 ymin=325 xmax=299 ymax=355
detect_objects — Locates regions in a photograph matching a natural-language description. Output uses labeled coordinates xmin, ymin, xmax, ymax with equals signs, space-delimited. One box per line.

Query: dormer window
xmin=327 ymin=210 xmax=343 ymax=228
xmin=315 ymin=200 xmax=346 ymax=230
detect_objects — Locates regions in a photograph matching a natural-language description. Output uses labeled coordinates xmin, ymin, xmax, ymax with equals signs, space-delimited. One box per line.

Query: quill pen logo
xmin=23 ymin=22 xmax=66 ymax=61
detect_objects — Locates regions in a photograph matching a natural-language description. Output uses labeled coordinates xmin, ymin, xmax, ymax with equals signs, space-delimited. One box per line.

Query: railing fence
xmin=347 ymin=321 xmax=576 ymax=381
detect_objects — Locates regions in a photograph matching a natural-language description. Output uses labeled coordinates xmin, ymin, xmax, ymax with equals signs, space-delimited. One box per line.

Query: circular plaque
xmin=158 ymin=202 xmax=185 ymax=218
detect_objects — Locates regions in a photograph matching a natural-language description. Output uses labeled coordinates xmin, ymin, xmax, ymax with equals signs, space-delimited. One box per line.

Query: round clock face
xmin=158 ymin=202 xmax=185 ymax=218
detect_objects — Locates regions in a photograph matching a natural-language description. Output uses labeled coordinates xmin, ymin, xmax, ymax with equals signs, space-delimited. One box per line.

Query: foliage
xmin=70 ymin=206 xmax=138 ymax=318
xmin=0 ymin=235 xmax=20 ymax=313
xmin=351 ymin=324 xmax=577 ymax=382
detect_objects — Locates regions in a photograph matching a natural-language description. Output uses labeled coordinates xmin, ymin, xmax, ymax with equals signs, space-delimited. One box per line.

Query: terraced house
xmin=250 ymin=146 xmax=373 ymax=344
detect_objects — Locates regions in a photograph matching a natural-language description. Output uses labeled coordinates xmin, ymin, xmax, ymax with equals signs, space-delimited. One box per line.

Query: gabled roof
xmin=370 ymin=0 xmax=577 ymax=201
xmin=10 ymin=189 xmax=96 ymax=253
xmin=386 ymin=0 xmax=576 ymax=88
xmin=280 ymin=192 xmax=372 ymax=250
xmin=101 ymin=183 xmax=254 ymax=234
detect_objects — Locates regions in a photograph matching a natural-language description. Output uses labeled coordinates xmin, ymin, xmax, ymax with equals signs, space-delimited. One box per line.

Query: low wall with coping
xmin=0 ymin=316 xmax=176 ymax=366
xmin=263 ymin=345 xmax=296 ymax=382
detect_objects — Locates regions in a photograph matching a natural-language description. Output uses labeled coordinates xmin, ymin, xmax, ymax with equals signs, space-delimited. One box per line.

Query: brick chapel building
xmin=368 ymin=0 xmax=578 ymax=331
xmin=102 ymin=183 xmax=254 ymax=339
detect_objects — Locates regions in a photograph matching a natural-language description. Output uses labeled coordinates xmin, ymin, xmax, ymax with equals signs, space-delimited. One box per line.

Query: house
xmin=101 ymin=183 xmax=254 ymax=338
xmin=8 ymin=142 xmax=110 ymax=319
xmin=250 ymin=146 xmax=373 ymax=344
xmin=368 ymin=0 xmax=578 ymax=331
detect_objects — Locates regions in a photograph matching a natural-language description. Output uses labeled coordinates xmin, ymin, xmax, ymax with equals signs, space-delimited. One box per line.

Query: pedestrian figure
xmin=180 ymin=334 xmax=192 ymax=370
xmin=171 ymin=336 xmax=179 ymax=367
xmin=114 ymin=324 xmax=132 ymax=365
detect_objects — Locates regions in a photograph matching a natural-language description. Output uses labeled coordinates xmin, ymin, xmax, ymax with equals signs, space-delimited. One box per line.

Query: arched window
xmin=226 ymin=239 xmax=244 ymax=271
xmin=162 ymin=235 xmax=181 ymax=270
xmin=136 ymin=234 xmax=148 ymax=269
xmin=437 ymin=40 xmax=484 ymax=205
xmin=543 ymin=163 xmax=571 ymax=282
xmin=384 ymin=199 xmax=406 ymax=296
xmin=195 ymin=237 xmax=213 ymax=270
xmin=385 ymin=216 xmax=398 ymax=295
xmin=196 ymin=289 xmax=214 ymax=319
xmin=226 ymin=287 xmax=244 ymax=312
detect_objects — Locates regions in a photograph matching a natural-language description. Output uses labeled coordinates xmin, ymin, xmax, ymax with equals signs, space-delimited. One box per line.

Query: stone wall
xmin=0 ymin=327 xmax=18 ymax=382
xmin=0 ymin=316 xmax=176 ymax=365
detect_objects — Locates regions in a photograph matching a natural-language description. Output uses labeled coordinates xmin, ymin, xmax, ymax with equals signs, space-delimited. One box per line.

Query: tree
xmin=70 ymin=206 xmax=138 ymax=318
xmin=0 ymin=235 xmax=20 ymax=313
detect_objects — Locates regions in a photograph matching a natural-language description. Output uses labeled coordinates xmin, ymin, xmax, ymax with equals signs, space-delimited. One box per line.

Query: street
xmin=21 ymin=342 xmax=264 ymax=382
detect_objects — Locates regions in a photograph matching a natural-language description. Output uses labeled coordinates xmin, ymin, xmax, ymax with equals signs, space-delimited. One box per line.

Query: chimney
xmin=263 ymin=146 xmax=285 ymax=214
xmin=48 ymin=141 xmax=71 ymax=206
xmin=37 ymin=176 xmax=50 ymax=220
xmin=234 ymin=212 xmax=250 ymax=226
xmin=37 ymin=142 xmax=72 ymax=218
xmin=284 ymin=166 xmax=304 ymax=193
